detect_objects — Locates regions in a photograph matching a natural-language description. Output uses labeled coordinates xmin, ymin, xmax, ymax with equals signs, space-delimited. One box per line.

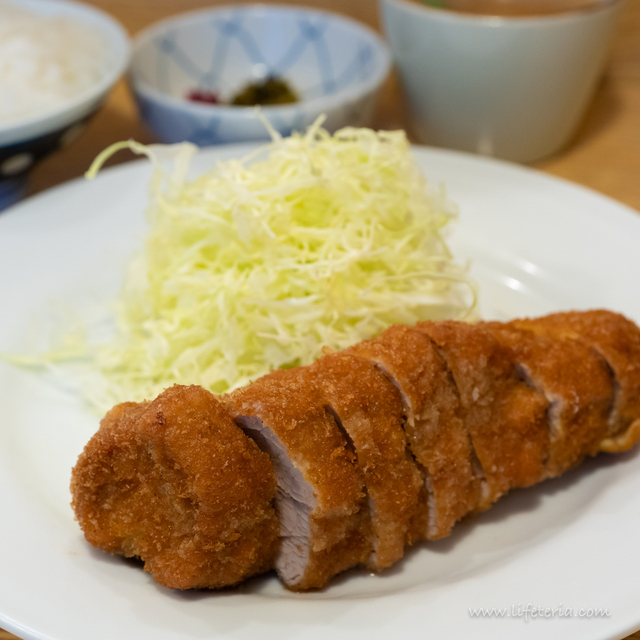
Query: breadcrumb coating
xmin=71 ymin=385 xmax=279 ymax=589
xmin=70 ymin=311 xmax=640 ymax=592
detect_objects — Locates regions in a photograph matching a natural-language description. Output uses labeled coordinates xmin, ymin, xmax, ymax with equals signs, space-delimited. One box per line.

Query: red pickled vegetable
xmin=187 ymin=89 xmax=220 ymax=104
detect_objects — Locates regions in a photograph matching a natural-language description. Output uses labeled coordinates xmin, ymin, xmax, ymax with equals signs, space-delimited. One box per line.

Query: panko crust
xmin=485 ymin=323 xmax=615 ymax=476
xmin=70 ymin=311 xmax=640 ymax=593
xmin=70 ymin=384 xmax=279 ymax=590
xmin=417 ymin=321 xmax=550 ymax=509
xmin=228 ymin=368 xmax=365 ymax=517
xmin=308 ymin=352 xmax=424 ymax=569
xmin=512 ymin=310 xmax=640 ymax=445
xmin=346 ymin=324 xmax=480 ymax=539
xmin=226 ymin=367 xmax=370 ymax=590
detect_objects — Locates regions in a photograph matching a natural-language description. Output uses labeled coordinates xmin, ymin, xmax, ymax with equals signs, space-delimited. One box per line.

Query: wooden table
xmin=26 ymin=0 xmax=640 ymax=212
xmin=3 ymin=1 xmax=640 ymax=639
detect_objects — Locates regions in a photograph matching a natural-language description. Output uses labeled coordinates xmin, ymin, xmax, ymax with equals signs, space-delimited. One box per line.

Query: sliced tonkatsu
xmin=70 ymin=311 xmax=640 ymax=593
xmin=70 ymin=385 xmax=280 ymax=590
xmin=307 ymin=351 xmax=424 ymax=569
xmin=511 ymin=310 xmax=640 ymax=453
xmin=415 ymin=321 xmax=550 ymax=507
xmin=483 ymin=322 xmax=615 ymax=476
xmin=346 ymin=324 xmax=481 ymax=540
xmin=226 ymin=368 xmax=370 ymax=590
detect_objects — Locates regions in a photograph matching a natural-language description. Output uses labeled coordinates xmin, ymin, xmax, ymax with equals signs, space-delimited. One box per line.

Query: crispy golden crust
xmin=226 ymin=368 xmax=370 ymax=590
xmin=346 ymin=324 xmax=480 ymax=540
xmin=70 ymin=385 xmax=279 ymax=590
xmin=308 ymin=352 xmax=423 ymax=569
xmin=485 ymin=323 xmax=615 ymax=476
xmin=491 ymin=380 xmax=550 ymax=485
xmin=416 ymin=321 xmax=549 ymax=509
xmin=512 ymin=310 xmax=640 ymax=447
xmin=71 ymin=311 xmax=640 ymax=593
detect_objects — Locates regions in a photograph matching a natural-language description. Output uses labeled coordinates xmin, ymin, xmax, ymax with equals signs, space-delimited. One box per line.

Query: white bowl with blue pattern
xmin=129 ymin=4 xmax=391 ymax=145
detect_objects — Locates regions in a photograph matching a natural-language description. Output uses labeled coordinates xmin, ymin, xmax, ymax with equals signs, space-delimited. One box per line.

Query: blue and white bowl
xmin=0 ymin=0 xmax=130 ymax=211
xmin=129 ymin=4 xmax=391 ymax=146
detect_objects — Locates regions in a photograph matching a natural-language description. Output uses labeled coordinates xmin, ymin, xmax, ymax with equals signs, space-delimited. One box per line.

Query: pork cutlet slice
xmin=226 ymin=368 xmax=370 ymax=591
xmin=511 ymin=310 xmax=640 ymax=453
xmin=416 ymin=321 xmax=550 ymax=508
xmin=70 ymin=385 xmax=279 ymax=590
xmin=345 ymin=324 xmax=480 ymax=540
xmin=484 ymin=323 xmax=615 ymax=476
xmin=308 ymin=351 xmax=424 ymax=569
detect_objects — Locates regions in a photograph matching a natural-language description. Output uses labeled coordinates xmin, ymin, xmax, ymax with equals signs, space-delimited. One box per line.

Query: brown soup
xmin=416 ymin=0 xmax=603 ymax=17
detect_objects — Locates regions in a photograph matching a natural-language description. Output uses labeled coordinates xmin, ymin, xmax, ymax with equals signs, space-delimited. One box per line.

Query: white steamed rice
xmin=0 ymin=2 xmax=110 ymax=126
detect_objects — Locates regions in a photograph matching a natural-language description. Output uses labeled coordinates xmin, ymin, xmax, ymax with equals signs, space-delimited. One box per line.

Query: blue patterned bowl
xmin=129 ymin=4 xmax=391 ymax=146
xmin=0 ymin=0 xmax=129 ymax=211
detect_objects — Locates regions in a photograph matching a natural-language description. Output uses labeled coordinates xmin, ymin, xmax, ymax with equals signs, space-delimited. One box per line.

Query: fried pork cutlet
xmin=70 ymin=385 xmax=280 ymax=589
xmin=511 ymin=310 xmax=640 ymax=453
xmin=226 ymin=368 xmax=371 ymax=591
xmin=308 ymin=351 xmax=424 ymax=569
xmin=346 ymin=324 xmax=480 ymax=540
xmin=416 ymin=321 xmax=550 ymax=509
xmin=71 ymin=310 xmax=640 ymax=593
xmin=484 ymin=323 xmax=615 ymax=477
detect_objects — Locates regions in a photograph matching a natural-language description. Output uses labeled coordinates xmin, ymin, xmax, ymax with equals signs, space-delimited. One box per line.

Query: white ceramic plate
xmin=1 ymin=145 xmax=640 ymax=640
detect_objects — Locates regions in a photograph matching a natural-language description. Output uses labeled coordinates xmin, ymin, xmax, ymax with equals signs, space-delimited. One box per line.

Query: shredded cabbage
xmin=84 ymin=122 xmax=476 ymax=409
